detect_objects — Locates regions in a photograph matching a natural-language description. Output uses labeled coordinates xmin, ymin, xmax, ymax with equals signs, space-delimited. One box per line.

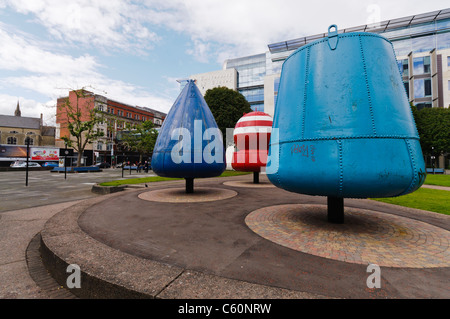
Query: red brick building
xmin=56 ymin=90 xmax=166 ymax=165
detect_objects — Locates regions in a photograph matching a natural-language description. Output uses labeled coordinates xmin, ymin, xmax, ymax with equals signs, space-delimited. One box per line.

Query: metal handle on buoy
xmin=327 ymin=24 xmax=339 ymax=50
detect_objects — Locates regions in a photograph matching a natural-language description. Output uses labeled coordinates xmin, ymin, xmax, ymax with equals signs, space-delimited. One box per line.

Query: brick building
xmin=56 ymin=90 xmax=166 ymax=165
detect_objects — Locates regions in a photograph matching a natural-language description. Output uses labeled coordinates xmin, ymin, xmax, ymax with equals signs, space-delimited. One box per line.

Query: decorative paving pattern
xmin=138 ymin=187 xmax=237 ymax=203
xmin=223 ymin=180 xmax=275 ymax=188
xmin=245 ymin=204 xmax=450 ymax=268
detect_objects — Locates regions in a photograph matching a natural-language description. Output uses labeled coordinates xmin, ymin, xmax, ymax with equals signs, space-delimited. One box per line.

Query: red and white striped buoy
xmin=232 ymin=111 xmax=273 ymax=173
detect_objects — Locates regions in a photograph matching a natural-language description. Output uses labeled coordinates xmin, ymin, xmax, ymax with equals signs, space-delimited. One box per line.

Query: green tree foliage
xmin=204 ymin=86 xmax=252 ymax=145
xmin=59 ymin=89 xmax=104 ymax=167
xmin=118 ymin=120 xmax=158 ymax=162
xmin=411 ymin=104 xmax=450 ymax=157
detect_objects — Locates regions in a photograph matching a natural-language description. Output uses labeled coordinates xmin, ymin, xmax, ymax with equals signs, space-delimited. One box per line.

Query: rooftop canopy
xmin=268 ymin=8 xmax=450 ymax=54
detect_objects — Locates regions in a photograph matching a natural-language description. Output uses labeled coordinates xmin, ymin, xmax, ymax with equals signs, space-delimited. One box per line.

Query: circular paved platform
xmin=40 ymin=175 xmax=450 ymax=298
xmin=138 ymin=187 xmax=237 ymax=203
xmin=245 ymin=204 xmax=450 ymax=268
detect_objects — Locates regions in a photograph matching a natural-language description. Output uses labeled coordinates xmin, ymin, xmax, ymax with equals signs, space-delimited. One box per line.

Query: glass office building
xmin=223 ymin=53 xmax=266 ymax=112
xmin=222 ymin=8 xmax=450 ymax=114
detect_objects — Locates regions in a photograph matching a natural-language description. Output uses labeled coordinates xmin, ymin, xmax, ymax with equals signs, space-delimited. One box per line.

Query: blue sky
xmin=0 ymin=0 xmax=448 ymax=125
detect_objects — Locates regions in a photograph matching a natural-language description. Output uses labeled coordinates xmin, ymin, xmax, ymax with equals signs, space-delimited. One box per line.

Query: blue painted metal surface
xmin=267 ymin=25 xmax=426 ymax=198
xmin=151 ymin=80 xmax=226 ymax=179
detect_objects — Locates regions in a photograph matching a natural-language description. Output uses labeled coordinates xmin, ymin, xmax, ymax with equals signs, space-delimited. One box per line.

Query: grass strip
xmin=371 ymin=188 xmax=450 ymax=215
xmin=99 ymin=170 xmax=251 ymax=187
xmin=423 ymin=174 xmax=450 ymax=187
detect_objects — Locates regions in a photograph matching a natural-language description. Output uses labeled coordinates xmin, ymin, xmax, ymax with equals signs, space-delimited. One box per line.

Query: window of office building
xmin=274 ymin=77 xmax=280 ymax=93
xmin=397 ymin=59 xmax=409 ymax=76
xmin=240 ymin=87 xmax=264 ymax=104
xmin=414 ymin=78 xmax=432 ymax=98
xmin=97 ymin=141 xmax=103 ymax=150
xmin=413 ymin=56 xmax=431 ymax=74
xmin=392 ymin=39 xmax=412 ymax=57
xmin=403 ymin=81 xmax=410 ymax=98
xmin=226 ymin=54 xmax=266 ymax=88
xmin=274 ymin=77 xmax=280 ymax=106
xmin=411 ymin=35 xmax=436 ymax=54
xmin=436 ymin=32 xmax=450 ymax=51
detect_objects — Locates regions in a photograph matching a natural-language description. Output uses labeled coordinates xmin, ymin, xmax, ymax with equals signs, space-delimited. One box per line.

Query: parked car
xmin=92 ymin=162 xmax=111 ymax=168
xmin=42 ymin=162 xmax=59 ymax=167
xmin=10 ymin=161 xmax=41 ymax=168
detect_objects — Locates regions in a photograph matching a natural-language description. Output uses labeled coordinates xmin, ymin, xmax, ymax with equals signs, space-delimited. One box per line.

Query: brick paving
xmin=245 ymin=204 xmax=450 ymax=268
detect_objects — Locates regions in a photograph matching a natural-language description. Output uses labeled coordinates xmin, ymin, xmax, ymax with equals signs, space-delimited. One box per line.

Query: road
xmin=0 ymin=168 xmax=155 ymax=213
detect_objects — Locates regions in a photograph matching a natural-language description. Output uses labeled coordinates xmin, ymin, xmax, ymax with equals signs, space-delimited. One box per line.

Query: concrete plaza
xmin=0 ymin=169 xmax=449 ymax=299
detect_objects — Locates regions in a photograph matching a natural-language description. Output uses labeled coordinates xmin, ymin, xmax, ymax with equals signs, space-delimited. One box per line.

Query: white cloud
xmin=0 ymin=93 xmax=56 ymax=125
xmin=140 ymin=0 xmax=450 ymax=62
xmin=3 ymin=0 xmax=160 ymax=54
xmin=0 ymin=20 xmax=172 ymax=121
xmin=5 ymin=0 xmax=448 ymax=63
xmin=0 ymin=25 xmax=99 ymax=76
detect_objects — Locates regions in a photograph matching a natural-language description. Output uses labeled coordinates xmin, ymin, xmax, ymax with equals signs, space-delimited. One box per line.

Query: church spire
xmin=14 ymin=100 xmax=21 ymax=117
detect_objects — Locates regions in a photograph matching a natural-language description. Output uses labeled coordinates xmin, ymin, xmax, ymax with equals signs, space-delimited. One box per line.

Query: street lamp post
xmin=64 ymin=142 xmax=68 ymax=180
xmin=122 ymin=153 xmax=125 ymax=178
xmin=25 ymin=138 xmax=30 ymax=187
xmin=431 ymin=146 xmax=435 ymax=174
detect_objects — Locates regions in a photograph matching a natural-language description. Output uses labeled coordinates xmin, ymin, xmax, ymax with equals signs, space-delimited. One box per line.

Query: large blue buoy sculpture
xmin=267 ymin=25 xmax=426 ymax=223
xmin=151 ymin=80 xmax=226 ymax=193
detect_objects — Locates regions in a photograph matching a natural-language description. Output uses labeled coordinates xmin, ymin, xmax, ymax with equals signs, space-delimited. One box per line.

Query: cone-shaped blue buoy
xmin=151 ymin=80 xmax=226 ymax=192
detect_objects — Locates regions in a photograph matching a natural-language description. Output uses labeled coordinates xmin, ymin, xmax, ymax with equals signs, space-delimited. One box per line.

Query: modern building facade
xmin=198 ymin=8 xmax=450 ymax=116
xmin=265 ymin=9 xmax=450 ymax=113
xmin=56 ymin=90 xmax=166 ymax=165
xmin=182 ymin=8 xmax=450 ymax=169
xmin=180 ymin=69 xmax=238 ymax=96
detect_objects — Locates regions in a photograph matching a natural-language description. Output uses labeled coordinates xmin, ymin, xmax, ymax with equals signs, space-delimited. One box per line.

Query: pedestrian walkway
xmin=1 ymin=174 xmax=449 ymax=299
xmin=0 ymin=201 xmax=81 ymax=298
xmin=421 ymin=184 xmax=450 ymax=191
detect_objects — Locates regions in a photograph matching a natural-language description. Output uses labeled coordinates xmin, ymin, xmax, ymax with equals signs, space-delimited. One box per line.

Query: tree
xmin=204 ymin=86 xmax=252 ymax=146
xmin=117 ymin=120 xmax=158 ymax=162
xmin=411 ymin=104 xmax=450 ymax=166
xmin=58 ymin=89 xmax=104 ymax=167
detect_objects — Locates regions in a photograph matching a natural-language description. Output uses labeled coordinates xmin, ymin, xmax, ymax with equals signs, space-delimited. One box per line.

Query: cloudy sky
xmin=0 ymin=0 xmax=448 ymax=125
